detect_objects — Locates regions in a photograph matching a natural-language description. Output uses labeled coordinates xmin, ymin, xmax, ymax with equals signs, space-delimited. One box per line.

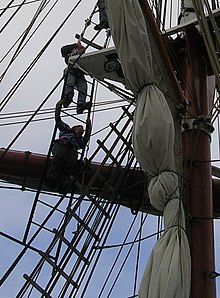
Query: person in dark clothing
xmin=94 ymin=0 xmax=109 ymax=31
xmin=45 ymin=99 xmax=91 ymax=193
xmin=61 ymin=41 xmax=91 ymax=114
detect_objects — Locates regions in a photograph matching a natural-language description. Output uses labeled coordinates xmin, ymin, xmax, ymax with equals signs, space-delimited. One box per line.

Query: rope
xmin=22 ymin=121 xmax=58 ymax=243
xmin=191 ymin=0 xmax=220 ymax=121
xmin=0 ymin=99 xmax=128 ymax=128
xmin=0 ymin=0 xmax=28 ymax=34
xmin=0 ymin=0 xmax=16 ymax=17
xmin=0 ymin=0 xmax=42 ymax=12
xmin=96 ymin=212 xmax=148 ymax=298
xmin=0 ymin=0 xmax=50 ymax=82
xmin=0 ymin=0 xmax=58 ymax=66
xmin=0 ymin=0 xmax=84 ymax=111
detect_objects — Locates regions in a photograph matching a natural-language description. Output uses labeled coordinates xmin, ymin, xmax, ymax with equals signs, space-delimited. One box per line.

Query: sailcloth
xmin=105 ymin=0 xmax=191 ymax=297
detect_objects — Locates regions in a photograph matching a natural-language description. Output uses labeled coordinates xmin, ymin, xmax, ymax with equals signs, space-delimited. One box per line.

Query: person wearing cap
xmin=45 ymin=99 xmax=91 ymax=193
xmin=60 ymin=41 xmax=91 ymax=114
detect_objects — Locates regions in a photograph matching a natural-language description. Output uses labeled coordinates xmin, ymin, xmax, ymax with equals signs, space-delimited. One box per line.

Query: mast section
xmin=175 ymin=0 xmax=217 ymax=296
xmin=181 ymin=26 xmax=216 ymax=297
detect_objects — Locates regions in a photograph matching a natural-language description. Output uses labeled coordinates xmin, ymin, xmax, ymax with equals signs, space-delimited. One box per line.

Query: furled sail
xmin=105 ymin=0 xmax=191 ymax=297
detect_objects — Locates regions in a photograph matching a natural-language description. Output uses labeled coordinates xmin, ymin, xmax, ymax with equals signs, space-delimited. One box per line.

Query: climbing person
xmin=94 ymin=0 xmax=109 ymax=31
xmin=45 ymin=98 xmax=92 ymax=193
xmin=61 ymin=40 xmax=91 ymax=114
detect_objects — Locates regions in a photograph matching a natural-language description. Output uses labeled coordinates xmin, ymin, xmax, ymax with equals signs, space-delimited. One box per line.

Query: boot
xmin=62 ymin=91 xmax=74 ymax=108
xmin=94 ymin=21 xmax=109 ymax=31
xmin=77 ymin=102 xmax=92 ymax=114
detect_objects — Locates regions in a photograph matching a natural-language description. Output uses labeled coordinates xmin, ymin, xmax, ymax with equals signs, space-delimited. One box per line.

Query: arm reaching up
xmin=85 ymin=118 xmax=92 ymax=138
xmin=55 ymin=99 xmax=65 ymax=123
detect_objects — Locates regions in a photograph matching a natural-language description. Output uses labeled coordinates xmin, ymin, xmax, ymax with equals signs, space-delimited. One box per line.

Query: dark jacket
xmin=57 ymin=120 xmax=89 ymax=150
xmin=61 ymin=44 xmax=84 ymax=77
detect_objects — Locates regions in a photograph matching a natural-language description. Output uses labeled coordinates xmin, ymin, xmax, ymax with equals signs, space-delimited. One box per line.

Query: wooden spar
xmin=0 ymin=148 xmax=220 ymax=218
xmin=181 ymin=26 xmax=216 ymax=297
xmin=0 ymin=148 xmax=155 ymax=214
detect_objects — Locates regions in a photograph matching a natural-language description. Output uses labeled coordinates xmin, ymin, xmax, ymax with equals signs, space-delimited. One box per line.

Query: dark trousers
xmin=63 ymin=71 xmax=87 ymax=105
xmin=49 ymin=142 xmax=78 ymax=187
xmin=97 ymin=0 xmax=107 ymax=23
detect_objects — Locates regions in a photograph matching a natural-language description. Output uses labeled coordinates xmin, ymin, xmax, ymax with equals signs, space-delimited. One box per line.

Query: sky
xmin=0 ymin=0 xmax=220 ymax=297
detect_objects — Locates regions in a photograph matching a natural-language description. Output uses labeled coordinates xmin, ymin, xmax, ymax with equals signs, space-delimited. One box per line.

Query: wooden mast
xmin=180 ymin=26 xmax=216 ymax=297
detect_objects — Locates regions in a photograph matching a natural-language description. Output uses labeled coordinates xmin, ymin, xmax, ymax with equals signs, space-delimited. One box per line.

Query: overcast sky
xmin=0 ymin=0 xmax=220 ymax=297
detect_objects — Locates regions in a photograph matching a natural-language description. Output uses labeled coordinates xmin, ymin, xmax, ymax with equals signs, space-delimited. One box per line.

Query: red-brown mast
xmin=181 ymin=27 xmax=216 ymax=297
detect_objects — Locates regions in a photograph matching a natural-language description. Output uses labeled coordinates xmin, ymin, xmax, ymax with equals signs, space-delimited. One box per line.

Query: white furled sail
xmin=105 ymin=0 xmax=191 ymax=297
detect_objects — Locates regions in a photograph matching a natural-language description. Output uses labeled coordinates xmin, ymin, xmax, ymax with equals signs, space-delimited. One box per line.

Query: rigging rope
xmin=0 ymin=0 xmax=57 ymax=82
xmin=0 ymin=0 xmax=43 ymax=12
xmin=22 ymin=121 xmax=58 ymax=243
xmin=0 ymin=0 xmax=28 ymax=34
xmin=0 ymin=0 xmax=16 ymax=17
xmin=0 ymin=0 xmax=85 ymax=112
xmin=191 ymin=0 xmax=220 ymax=121
xmin=0 ymin=98 xmax=127 ymax=124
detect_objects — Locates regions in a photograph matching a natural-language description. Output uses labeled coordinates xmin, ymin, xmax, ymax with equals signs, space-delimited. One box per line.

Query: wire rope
xmin=132 ymin=212 xmax=144 ymax=297
xmin=0 ymin=0 xmax=86 ymax=112
xmin=0 ymin=0 xmax=57 ymax=66
xmin=0 ymin=0 xmax=53 ymax=82
xmin=0 ymin=0 xmax=28 ymax=34
xmin=97 ymin=212 xmax=147 ymax=298
xmin=22 ymin=121 xmax=58 ymax=243
xmin=0 ymin=99 xmax=128 ymax=127
xmin=105 ymin=215 xmax=149 ymax=298
xmin=0 ymin=0 xmax=42 ymax=12
xmin=0 ymin=0 xmax=16 ymax=17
